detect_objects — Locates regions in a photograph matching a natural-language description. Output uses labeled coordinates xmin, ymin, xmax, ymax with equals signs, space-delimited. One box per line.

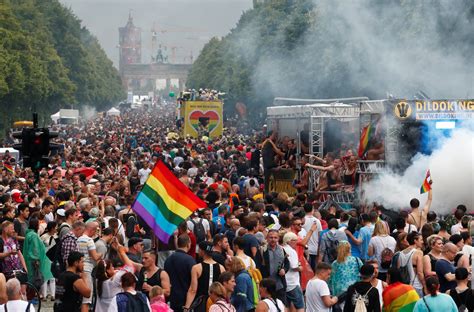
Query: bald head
xmin=443 ymin=242 xmax=457 ymax=261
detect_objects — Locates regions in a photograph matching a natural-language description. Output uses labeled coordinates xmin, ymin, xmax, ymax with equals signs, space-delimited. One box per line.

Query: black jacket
xmin=343 ymin=281 xmax=380 ymax=312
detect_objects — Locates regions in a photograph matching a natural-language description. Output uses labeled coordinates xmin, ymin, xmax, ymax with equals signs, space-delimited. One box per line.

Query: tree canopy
xmin=187 ymin=0 xmax=474 ymax=122
xmin=0 ymin=0 xmax=124 ymax=132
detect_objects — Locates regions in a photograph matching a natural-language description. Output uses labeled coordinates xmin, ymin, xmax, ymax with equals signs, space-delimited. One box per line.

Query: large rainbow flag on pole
xmin=420 ymin=169 xmax=432 ymax=194
xmin=132 ymin=161 xmax=206 ymax=242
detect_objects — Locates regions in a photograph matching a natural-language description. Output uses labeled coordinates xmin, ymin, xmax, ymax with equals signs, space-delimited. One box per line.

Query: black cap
xmin=128 ymin=237 xmax=143 ymax=248
xmin=199 ymin=241 xmax=214 ymax=254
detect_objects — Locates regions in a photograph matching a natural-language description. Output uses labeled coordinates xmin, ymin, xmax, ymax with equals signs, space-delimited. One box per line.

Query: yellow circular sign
xmin=394 ymin=101 xmax=412 ymax=119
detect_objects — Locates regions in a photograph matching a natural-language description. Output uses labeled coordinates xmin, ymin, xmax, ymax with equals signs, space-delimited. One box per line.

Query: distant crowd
xmin=0 ymin=104 xmax=470 ymax=312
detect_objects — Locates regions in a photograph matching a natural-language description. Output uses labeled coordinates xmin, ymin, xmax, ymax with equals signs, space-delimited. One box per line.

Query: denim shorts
xmin=286 ymin=285 xmax=305 ymax=309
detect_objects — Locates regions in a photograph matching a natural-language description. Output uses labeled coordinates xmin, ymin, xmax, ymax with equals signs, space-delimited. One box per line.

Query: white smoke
xmin=363 ymin=127 xmax=474 ymax=214
xmin=82 ymin=105 xmax=98 ymax=121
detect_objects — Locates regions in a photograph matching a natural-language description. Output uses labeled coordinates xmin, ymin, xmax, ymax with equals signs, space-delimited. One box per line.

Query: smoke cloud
xmin=82 ymin=105 xmax=98 ymax=121
xmin=363 ymin=127 xmax=474 ymax=214
xmin=232 ymin=0 xmax=474 ymax=100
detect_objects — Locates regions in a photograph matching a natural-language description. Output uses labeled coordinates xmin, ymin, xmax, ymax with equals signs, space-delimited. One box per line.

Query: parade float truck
xmin=177 ymin=91 xmax=224 ymax=139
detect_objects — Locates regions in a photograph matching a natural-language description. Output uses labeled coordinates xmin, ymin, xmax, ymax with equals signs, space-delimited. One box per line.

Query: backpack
xmin=191 ymin=218 xmax=206 ymax=243
xmin=449 ymin=288 xmax=474 ymax=312
xmin=380 ymin=238 xmax=394 ymax=269
xmin=354 ymin=286 xmax=374 ymax=312
xmin=398 ymin=251 xmax=414 ymax=285
xmin=51 ymin=237 xmax=64 ymax=278
xmin=117 ymin=291 xmax=150 ymax=312
xmin=247 ymin=262 xmax=262 ymax=307
xmin=324 ymin=234 xmax=339 ymax=263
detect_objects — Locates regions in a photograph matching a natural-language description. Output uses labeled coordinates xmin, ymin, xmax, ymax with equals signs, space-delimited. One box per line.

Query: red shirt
xmin=187 ymin=230 xmax=197 ymax=259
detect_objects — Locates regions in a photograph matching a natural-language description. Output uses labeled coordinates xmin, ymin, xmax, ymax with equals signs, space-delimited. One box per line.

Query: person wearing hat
xmin=343 ymin=264 xmax=381 ymax=312
xmin=126 ymin=237 xmax=144 ymax=263
xmin=184 ymin=241 xmax=225 ymax=312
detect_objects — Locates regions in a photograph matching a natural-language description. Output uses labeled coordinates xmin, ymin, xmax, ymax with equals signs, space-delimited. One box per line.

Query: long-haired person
xmin=95 ymin=239 xmax=141 ymax=312
xmin=413 ymin=276 xmax=457 ymax=312
xmin=255 ymin=278 xmax=286 ymax=312
xmin=208 ymin=282 xmax=236 ymax=312
xmin=345 ymin=217 xmax=362 ymax=258
xmin=328 ymin=241 xmax=362 ymax=297
xmin=108 ymin=272 xmax=151 ymax=312
xmin=368 ymin=221 xmax=396 ymax=282
xmin=23 ymin=218 xmax=54 ymax=299
xmin=227 ymin=257 xmax=255 ymax=312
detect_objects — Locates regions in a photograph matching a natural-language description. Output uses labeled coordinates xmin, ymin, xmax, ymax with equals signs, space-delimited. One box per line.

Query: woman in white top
xmin=95 ymin=240 xmax=142 ymax=312
xmin=256 ymin=278 xmax=286 ymax=312
xmin=368 ymin=221 xmax=396 ymax=281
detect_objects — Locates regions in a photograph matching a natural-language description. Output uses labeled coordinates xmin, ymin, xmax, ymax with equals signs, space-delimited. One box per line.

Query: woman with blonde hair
xmin=209 ymin=282 xmax=236 ymax=312
xmin=149 ymin=286 xmax=173 ymax=312
xmin=368 ymin=221 xmax=396 ymax=281
xmin=227 ymin=257 xmax=255 ymax=312
xmin=423 ymin=235 xmax=443 ymax=277
xmin=328 ymin=241 xmax=363 ymax=296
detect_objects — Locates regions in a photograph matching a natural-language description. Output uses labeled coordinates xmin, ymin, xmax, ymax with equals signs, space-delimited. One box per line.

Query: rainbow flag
xmin=383 ymin=282 xmax=419 ymax=312
xmin=132 ymin=161 xmax=206 ymax=242
xmin=358 ymin=123 xmax=374 ymax=157
xmin=3 ymin=163 xmax=14 ymax=174
xmin=420 ymin=169 xmax=432 ymax=194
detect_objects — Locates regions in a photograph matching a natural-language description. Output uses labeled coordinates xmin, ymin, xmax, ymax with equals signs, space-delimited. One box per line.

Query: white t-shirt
xmin=96 ymin=265 xmax=134 ymax=312
xmin=187 ymin=217 xmax=210 ymax=233
xmin=303 ymin=216 xmax=322 ymax=255
xmin=282 ymin=245 xmax=299 ymax=291
xmin=451 ymin=223 xmax=462 ymax=235
xmin=138 ymin=167 xmax=151 ymax=185
xmin=0 ymin=300 xmax=36 ymax=312
xmin=77 ymin=234 xmax=97 ymax=272
xmin=262 ymin=298 xmax=285 ymax=312
xmin=306 ymin=278 xmax=331 ymax=312
xmin=237 ymin=255 xmax=256 ymax=270
xmin=368 ymin=235 xmax=396 ymax=273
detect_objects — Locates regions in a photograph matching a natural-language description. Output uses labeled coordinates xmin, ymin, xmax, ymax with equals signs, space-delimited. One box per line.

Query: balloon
xmin=169 ymin=92 xmax=175 ymax=97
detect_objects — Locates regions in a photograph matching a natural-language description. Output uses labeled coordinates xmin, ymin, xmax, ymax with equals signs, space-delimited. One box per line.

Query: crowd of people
xmin=0 ymin=104 xmax=470 ymax=312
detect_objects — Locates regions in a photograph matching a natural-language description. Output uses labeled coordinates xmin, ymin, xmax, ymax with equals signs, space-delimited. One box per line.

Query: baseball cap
xmin=198 ymin=241 xmax=214 ymax=254
xmin=128 ymin=237 xmax=143 ymax=248
xmin=11 ymin=191 xmax=23 ymax=203
xmin=56 ymin=209 xmax=66 ymax=217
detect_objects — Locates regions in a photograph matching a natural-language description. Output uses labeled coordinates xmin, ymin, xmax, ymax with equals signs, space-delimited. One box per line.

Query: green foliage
xmin=188 ymin=0 xmax=474 ymax=123
xmin=0 ymin=0 xmax=123 ymax=132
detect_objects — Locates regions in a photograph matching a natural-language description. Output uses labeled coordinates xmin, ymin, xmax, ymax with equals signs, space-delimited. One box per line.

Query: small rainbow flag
xmin=131 ymin=160 xmax=206 ymax=242
xmin=420 ymin=169 xmax=432 ymax=194
xmin=358 ymin=123 xmax=374 ymax=157
xmin=3 ymin=163 xmax=14 ymax=174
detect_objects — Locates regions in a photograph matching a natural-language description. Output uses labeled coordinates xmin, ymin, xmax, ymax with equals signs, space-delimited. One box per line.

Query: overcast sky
xmin=60 ymin=0 xmax=253 ymax=68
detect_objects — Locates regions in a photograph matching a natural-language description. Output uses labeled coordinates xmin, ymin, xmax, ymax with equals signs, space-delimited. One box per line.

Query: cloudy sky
xmin=60 ymin=0 xmax=253 ymax=68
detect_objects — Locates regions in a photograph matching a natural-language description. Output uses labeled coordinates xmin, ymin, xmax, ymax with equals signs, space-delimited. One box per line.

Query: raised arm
xmin=423 ymin=189 xmax=433 ymax=215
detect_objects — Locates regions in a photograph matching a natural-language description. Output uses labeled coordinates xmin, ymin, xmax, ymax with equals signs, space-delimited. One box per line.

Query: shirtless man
xmin=407 ymin=189 xmax=433 ymax=231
